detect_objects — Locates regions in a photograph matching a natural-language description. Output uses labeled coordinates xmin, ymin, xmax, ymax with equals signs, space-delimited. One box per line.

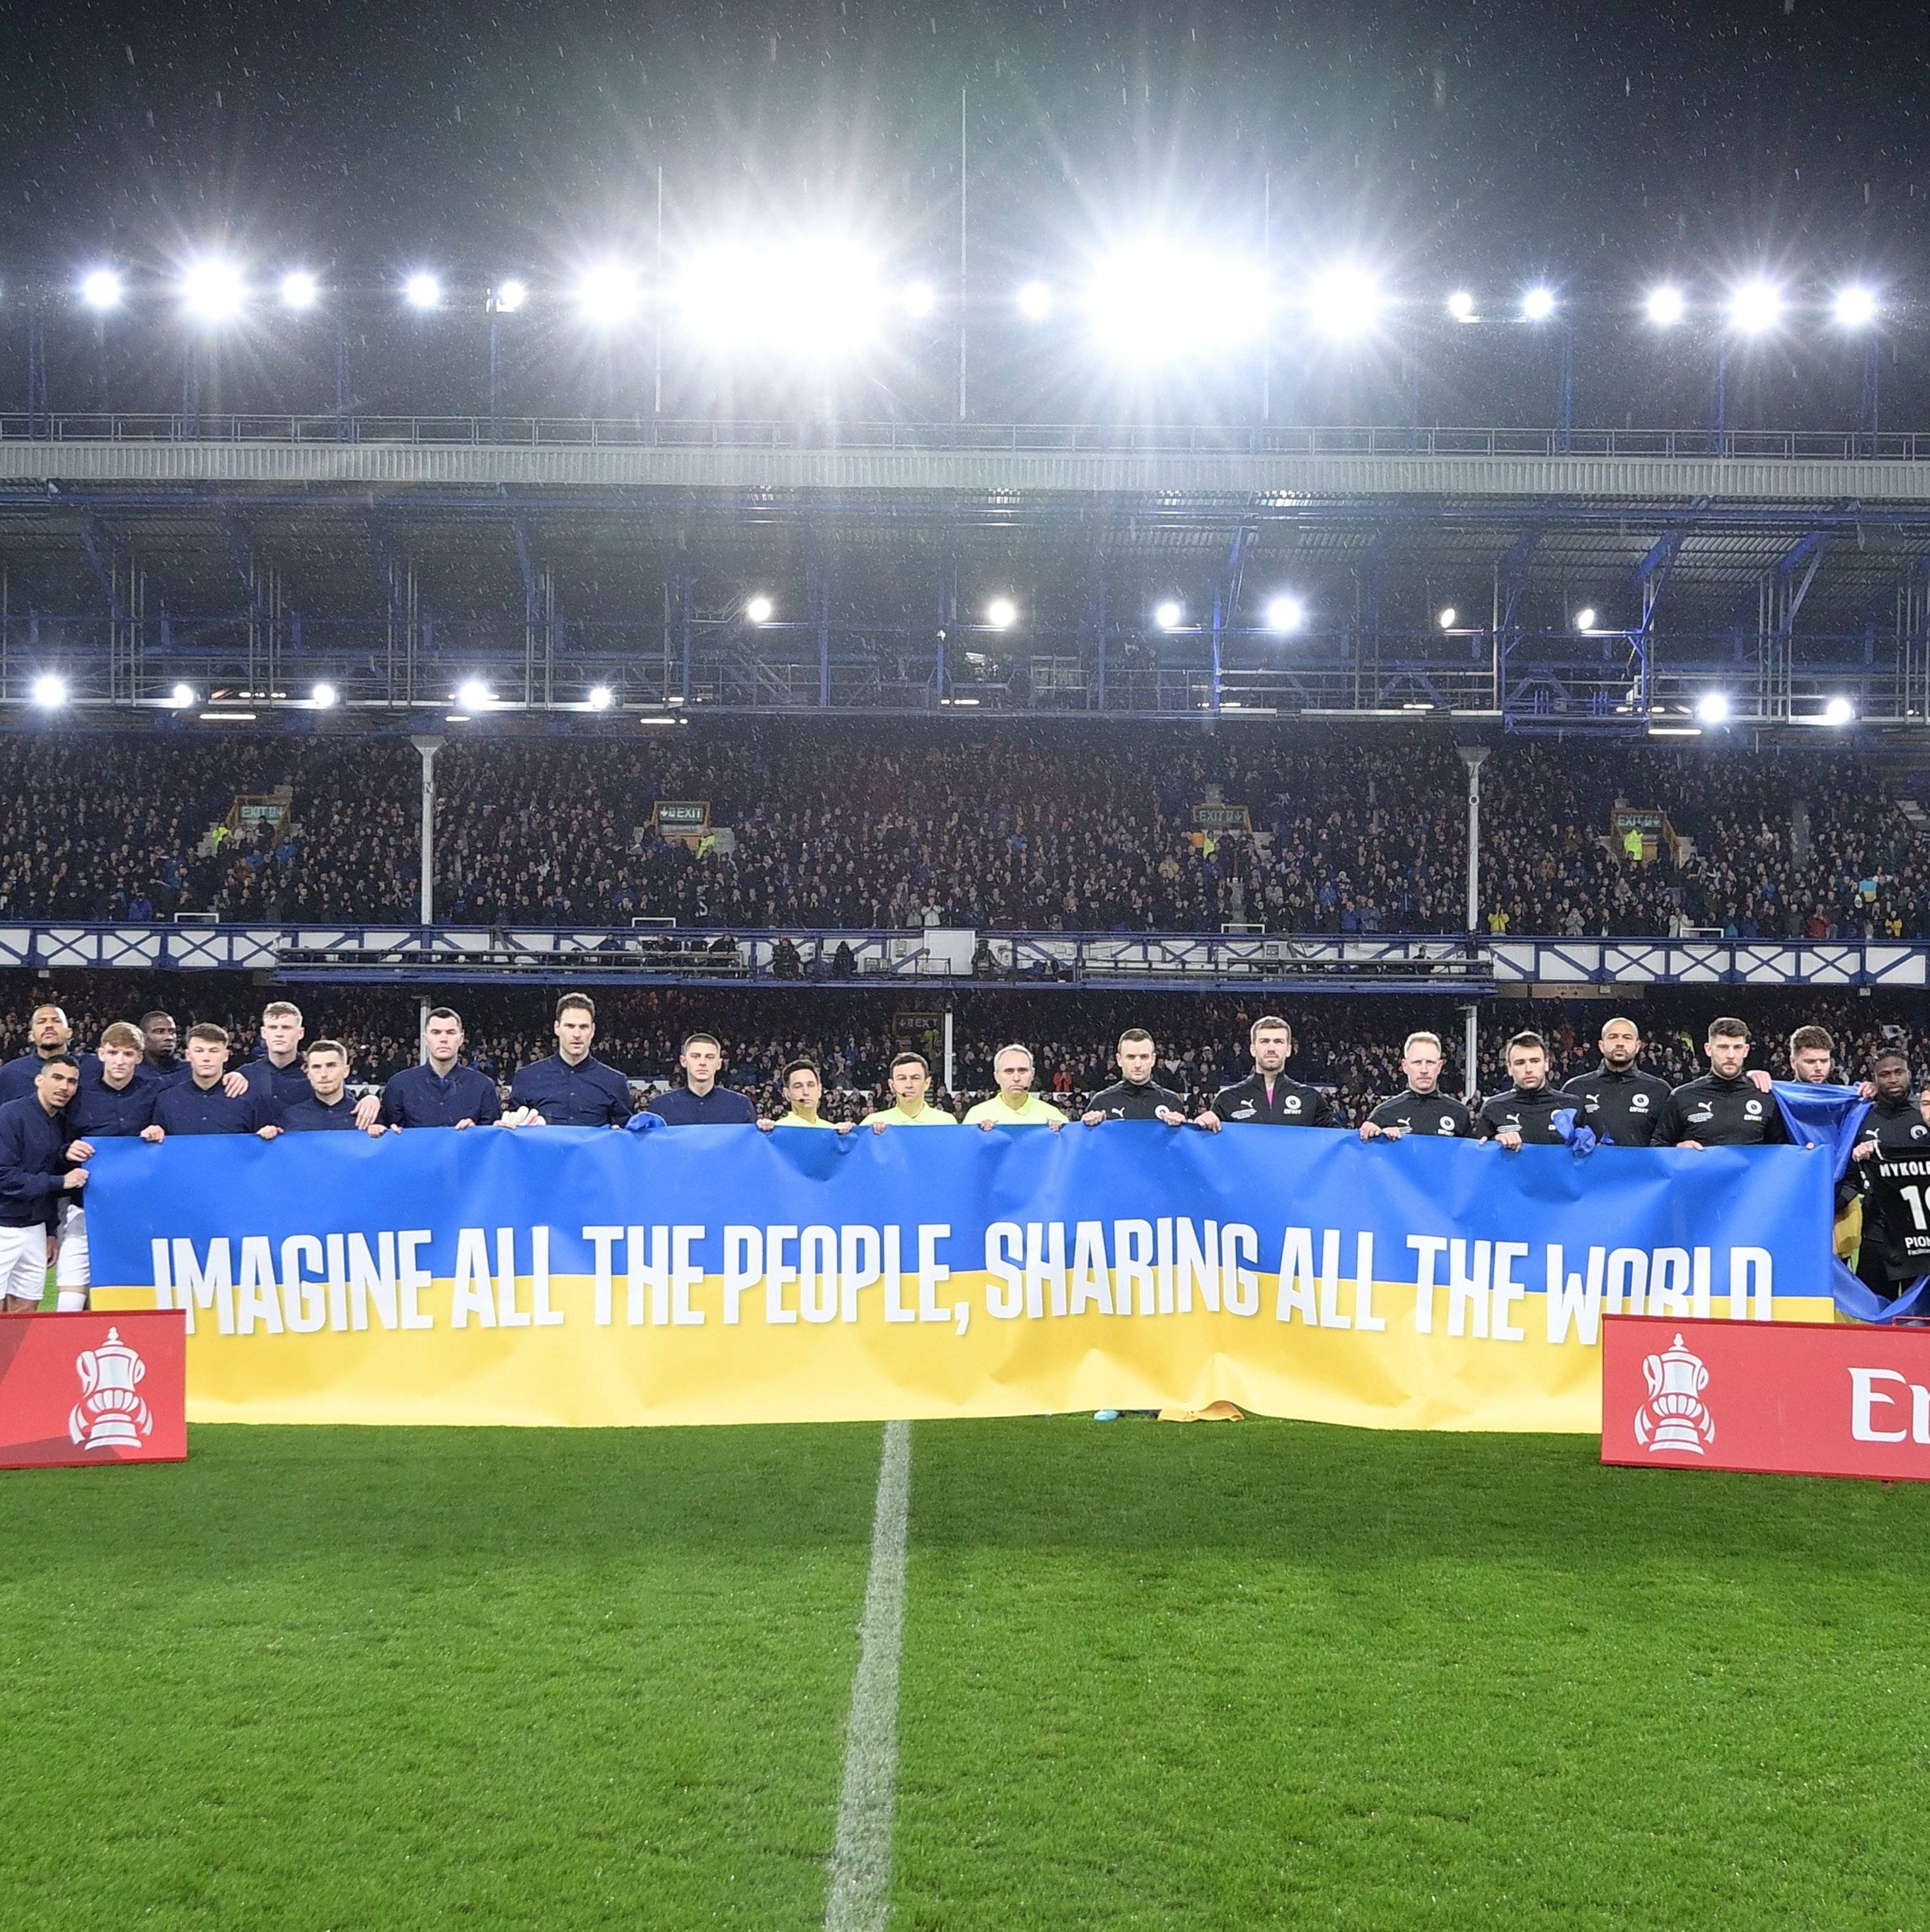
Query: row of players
xmin=1 ymin=995 xmax=1913 ymax=1314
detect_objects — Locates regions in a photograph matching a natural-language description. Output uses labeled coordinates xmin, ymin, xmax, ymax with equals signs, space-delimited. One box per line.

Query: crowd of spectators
xmin=0 ymin=725 xmax=1924 ymax=942
xmin=1 ymin=974 xmax=1916 ymax=1126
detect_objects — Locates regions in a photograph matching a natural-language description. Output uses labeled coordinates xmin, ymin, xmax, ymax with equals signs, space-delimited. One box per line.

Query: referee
xmin=964 ymin=1046 xmax=1068 ymax=1130
xmin=1560 ymin=1016 xmax=1673 ymax=1147
xmin=758 ymin=1059 xmax=856 ymax=1133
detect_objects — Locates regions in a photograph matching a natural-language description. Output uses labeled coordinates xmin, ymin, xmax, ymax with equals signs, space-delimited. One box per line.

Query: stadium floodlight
xmin=1446 ymin=289 xmax=1475 ymax=322
xmin=901 ymin=279 xmax=937 ymax=318
xmin=311 ymin=681 xmax=338 ymax=710
xmin=586 ymin=684 xmax=615 ymax=711
xmin=30 ymin=673 xmax=68 ymax=708
xmin=454 ymin=678 xmax=493 ymax=712
xmin=985 ymin=596 xmax=1017 ymax=630
xmin=1726 ymin=279 xmax=1783 ymax=334
xmin=180 ymin=258 xmax=245 ymax=321
xmin=1086 ymin=243 xmax=1267 ymax=363
xmin=1155 ymin=599 xmax=1185 ymax=632
xmin=1016 ymin=280 xmax=1053 ymax=320
xmin=1438 ymin=606 xmax=1458 ymax=630
xmin=1574 ymin=606 xmax=1598 ymax=631
xmin=1264 ymin=594 xmax=1307 ymax=633
xmin=169 ymin=682 xmax=196 ymax=709
xmin=1307 ymin=266 xmax=1383 ymax=340
xmin=404 ymin=272 xmax=443 ymax=311
xmin=1695 ymin=690 xmax=1731 ymax=726
xmin=574 ymin=262 xmax=640 ymax=325
xmin=1643 ymin=284 xmax=1686 ymax=327
xmin=1822 ymin=695 xmax=1856 ymax=727
xmin=1521 ymin=286 xmax=1557 ymax=322
xmin=1832 ymin=285 xmax=1879 ymax=328
xmin=744 ymin=594 xmax=774 ymax=625
xmin=491 ymin=278 xmax=528 ymax=314
xmin=279 ymin=270 xmax=320 ymax=311
xmin=675 ymin=236 xmax=891 ymax=361
xmin=79 ymin=267 xmax=124 ymax=311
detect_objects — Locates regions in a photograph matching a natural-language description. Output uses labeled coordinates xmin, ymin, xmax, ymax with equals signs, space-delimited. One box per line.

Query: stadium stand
xmin=0 ymin=727 xmax=1922 ymax=939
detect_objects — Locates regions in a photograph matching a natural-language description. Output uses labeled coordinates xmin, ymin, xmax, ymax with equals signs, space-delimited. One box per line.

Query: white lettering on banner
xmin=139 ymin=1222 xmax=1796 ymax=1344
xmin=1850 ymin=1367 xmax=1912 ymax=1443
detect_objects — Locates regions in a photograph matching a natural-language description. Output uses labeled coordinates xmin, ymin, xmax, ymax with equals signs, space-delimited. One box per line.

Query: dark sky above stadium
xmin=6 ymin=0 xmax=1926 ymax=289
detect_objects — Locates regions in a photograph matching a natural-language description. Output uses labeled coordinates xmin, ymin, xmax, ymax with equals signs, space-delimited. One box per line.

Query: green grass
xmin=5 ymin=1419 xmax=1930 ymax=1929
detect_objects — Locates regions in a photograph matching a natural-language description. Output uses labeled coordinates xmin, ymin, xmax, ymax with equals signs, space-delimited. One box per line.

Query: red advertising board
xmin=0 ymin=1310 xmax=187 ymax=1471
xmin=1602 ymin=1313 xmax=1930 ymax=1483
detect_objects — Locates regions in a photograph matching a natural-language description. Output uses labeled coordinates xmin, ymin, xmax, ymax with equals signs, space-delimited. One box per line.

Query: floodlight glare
xmin=586 ymin=684 xmax=615 ymax=711
xmin=1695 ymin=691 xmax=1731 ymax=726
xmin=492 ymin=279 xmax=528 ymax=314
xmin=574 ymin=262 xmax=640 ymax=325
xmin=79 ymin=267 xmax=123 ymax=311
xmin=1833 ymin=285 xmax=1878 ymax=328
xmin=744 ymin=595 xmax=774 ymax=625
xmin=311 ymin=681 xmax=338 ymax=710
xmin=1154 ymin=599 xmax=1184 ymax=631
xmin=1822 ymin=695 xmax=1856 ymax=727
xmin=169 ymin=682 xmax=196 ymax=709
xmin=901 ymin=279 xmax=937 ymax=318
xmin=1264 ymin=594 xmax=1307 ymax=633
xmin=1574 ymin=607 xmax=1598 ymax=631
xmin=180 ymin=259 xmax=245 ymax=321
xmin=1086 ymin=243 xmax=1267 ymax=362
xmin=1438 ymin=606 xmax=1458 ymax=630
xmin=30 ymin=673 xmax=68 ymax=709
xmin=1644 ymin=284 xmax=1686 ymax=327
xmin=676 ymin=237 xmax=890 ymax=361
xmin=1521 ymin=287 xmax=1556 ymax=321
xmin=1016 ymin=280 xmax=1053 ymax=320
xmin=1307 ymin=267 xmax=1383 ymax=340
xmin=279 ymin=270 xmax=319 ymax=311
xmin=454 ymin=678 xmax=492 ymax=712
xmin=1726 ymin=279 xmax=1783 ymax=334
xmin=985 ymin=596 xmax=1017 ymax=630
xmin=404 ymin=272 xmax=443 ymax=311
xmin=1446 ymin=289 xmax=1475 ymax=322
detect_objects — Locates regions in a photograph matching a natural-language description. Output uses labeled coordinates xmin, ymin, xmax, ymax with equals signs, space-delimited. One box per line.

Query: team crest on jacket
xmin=68 ymin=1327 xmax=154 ymax=1452
xmin=1744 ymin=1098 xmax=1763 ymax=1119
xmin=1633 ymin=1334 xmax=1715 ymax=1455
xmin=1631 ymin=1092 xmax=1651 ymax=1111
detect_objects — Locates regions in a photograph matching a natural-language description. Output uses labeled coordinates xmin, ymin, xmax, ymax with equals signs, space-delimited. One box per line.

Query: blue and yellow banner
xmin=86 ymin=1123 xmax=1836 ymax=1433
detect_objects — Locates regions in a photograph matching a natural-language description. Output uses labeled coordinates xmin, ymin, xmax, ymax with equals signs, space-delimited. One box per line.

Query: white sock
xmin=56 ymin=1290 xmax=88 ymax=1313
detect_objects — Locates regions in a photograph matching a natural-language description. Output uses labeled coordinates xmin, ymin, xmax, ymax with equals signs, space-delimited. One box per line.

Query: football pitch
xmin=4 ymin=1419 xmax=1928 ymax=1930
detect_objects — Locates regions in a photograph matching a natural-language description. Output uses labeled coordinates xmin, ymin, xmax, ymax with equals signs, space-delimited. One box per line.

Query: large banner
xmin=83 ymin=1124 xmax=1836 ymax=1433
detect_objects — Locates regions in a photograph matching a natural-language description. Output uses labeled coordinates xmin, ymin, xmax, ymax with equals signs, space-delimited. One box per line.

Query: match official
xmin=645 ymin=1033 xmax=758 ymax=1125
xmin=964 ymin=1046 xmax=1067 ymax=1129
xmin=379 ymin=1007 xmax=501 ymax=1128
xmin=1561 ymin=1016 xmax=1673 ymax=1146
xmin=1651 ymin=1017 xmax=1789 ymax=1148
xmin=864 ymin=1053 xmax=958 ymax=1130
xmin=1195 ymin=1016 xmax=1336 ymax=1131
xmin=507 ymin=994 xmax=633 ymax=1127
xmin=1476 ymin=1031 xmax=1570 ymax=1149
xmin=55 ymin=1024 xmax=158 ymax=1309
xmin=0 ymin=1055 xmax=86 ymax=1314
xmin=1081 ymin=1029 xmax=1189 ymax=1126
xmin=1361 ymin=1031 xmax=1472 ymax=1139
xmin=142 ymin=1025 xmax=282 ymax=1140
xmin=758 ymin=1060 xmax=855 ymax=1133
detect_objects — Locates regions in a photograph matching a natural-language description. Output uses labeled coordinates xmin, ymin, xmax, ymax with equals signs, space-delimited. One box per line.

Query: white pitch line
xmin=826 ymin=1419 xmax=912 ymax=1932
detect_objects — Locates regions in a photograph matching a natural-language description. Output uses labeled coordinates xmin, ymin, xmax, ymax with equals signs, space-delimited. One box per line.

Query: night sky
xmin=5 ymin=1 xmax=1927 ymax=424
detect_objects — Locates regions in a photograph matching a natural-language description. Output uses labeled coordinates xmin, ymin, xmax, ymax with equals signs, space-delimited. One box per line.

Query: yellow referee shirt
xmin=773 ymin=1111 xmax=836 ymax=1128
xmin=962 ymin=1094 xmax=1066 ymax=1126
xmin=861 ymin=1103 xmax=959 ymax=1128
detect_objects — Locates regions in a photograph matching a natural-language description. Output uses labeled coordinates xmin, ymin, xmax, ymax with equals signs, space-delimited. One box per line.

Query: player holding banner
xmin=54 ymin=1023 xmax=158 ymax=1310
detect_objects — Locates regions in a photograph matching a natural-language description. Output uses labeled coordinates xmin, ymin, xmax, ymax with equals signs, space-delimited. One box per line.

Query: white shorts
xmin=55 ymin=1204 xmax=89 ymax=1291
xmin=0 ymin=1223 xmax=49 ymax=1305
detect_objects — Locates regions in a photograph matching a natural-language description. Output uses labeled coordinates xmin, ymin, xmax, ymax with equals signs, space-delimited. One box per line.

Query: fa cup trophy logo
xmin=1634 ymin=1333 xmax=1716 ymax=1454
xmin=68 ymin=1327 xmax=154 ymax=1452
